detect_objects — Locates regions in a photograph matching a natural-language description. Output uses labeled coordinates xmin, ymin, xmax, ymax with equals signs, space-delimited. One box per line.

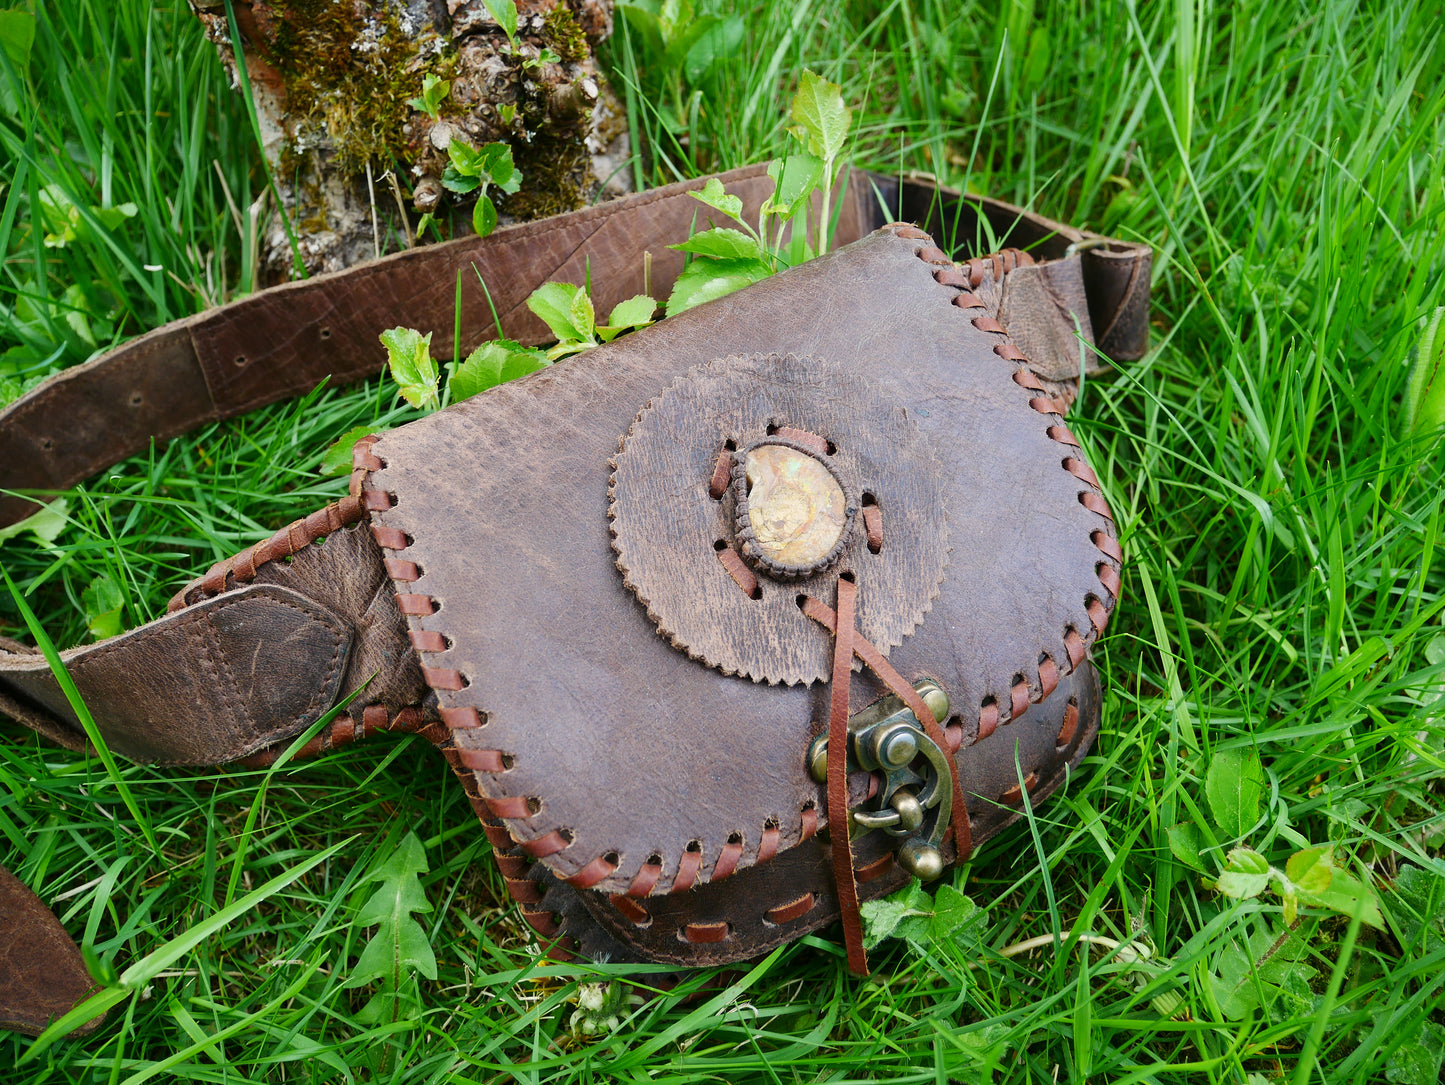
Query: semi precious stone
xmin=744 ymin=444 xmax=847 ymax=567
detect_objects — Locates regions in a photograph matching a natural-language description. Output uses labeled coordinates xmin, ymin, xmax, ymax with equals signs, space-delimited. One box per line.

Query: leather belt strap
xmin=0 ymin=165 xmax=1150 ymax=768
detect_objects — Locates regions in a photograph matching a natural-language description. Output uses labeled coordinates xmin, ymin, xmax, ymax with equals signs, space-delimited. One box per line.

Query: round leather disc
xmin=610 ymin=352 xmax=949 ymax=685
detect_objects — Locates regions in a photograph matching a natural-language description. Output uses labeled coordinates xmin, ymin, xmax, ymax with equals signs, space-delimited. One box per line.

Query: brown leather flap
xmin=360 ymin=227 xmax=1121 ymax=898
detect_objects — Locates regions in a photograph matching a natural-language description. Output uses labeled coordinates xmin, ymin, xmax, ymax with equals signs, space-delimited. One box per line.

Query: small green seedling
xmin=524 ymin=46 xmax=560 ymax=71
xmin=37 ymin=185 xmax=137 ymax=248
xmin=482 ymin=0 xmax=520 ymax=50
xmin=345 ymin=832 xmax=437 ymax=1073
xmin=442 ymin=139 xmax=522 ymax=238
xmin=407 ymin=72 xmax=449 ymax=121
xmin=666 ymin=69 xmax=852 ymax=316
xmin=527 ymin=281 xmax=658 ymax=360
xmin=379 ymin=326 xmax=441 ymax=411
xmin=1168 ymin=746 xmax=1384 ymax=927
xmin=81 ymin=573 xmax=124 ymax=641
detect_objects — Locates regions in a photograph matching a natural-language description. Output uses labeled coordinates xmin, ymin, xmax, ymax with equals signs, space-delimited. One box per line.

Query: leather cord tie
xmin=825 ymin=575 xmax=866 ymax=973
xmin=803 ymin=583 xmax=974 ymax=976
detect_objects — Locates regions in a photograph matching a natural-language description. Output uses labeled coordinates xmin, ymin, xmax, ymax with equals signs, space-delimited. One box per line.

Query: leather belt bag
xmin=0 ymin=165 xmax=1149 ymax=1033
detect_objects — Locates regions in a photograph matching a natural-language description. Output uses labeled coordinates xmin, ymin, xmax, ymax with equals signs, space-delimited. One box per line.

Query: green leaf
xmin=1167 ymin=821 xmax=1207 ymax=872
xmin=1215 ymin=846 xmax=1271 ymax=898
xmin=599 ymin=294 xmax=659 ymax=340
xmin=59 ymin=283 xmax=96 ymax=346
xmin=450 ymin=342 xmax=506 ymax=399
xmin=407 ymin=73 xmax=449 ymax=120
xmin=0 ymin=8 xmax=35 ymax=116
xmin=379 ymin=327 xmax=440 ymax=411
xmin=665 ymin=256 xmax=772 ymax=317
xmin=659 ymin=3 xmax=708 ymax=69
xmin=1387 ymin=1021 xmax=1445 ymax=1085
xmin=440 ymin=166 xmax=480 ymax=194
xmin=1393 ymin=863 xmax=1445 ymax=952
xmin=523 ymin=46 xmax=561 ymax=70
xmin=347 ymin=832 xmax=437 ymax=990
xmin=682 ymin=14 xmax=744 ymax=83
xmin=670 ymin=227 xmax=766 ymax=262
xmin=1209 ymin=927 xmax=1315 ymax=1021
xmin=687 ymin=177 xmax=744 ymax=223
xmin=472 ymin=192 xmax=497 ymax=237
xmin=447 ymin=138 xmax=517 ymax=202
xmin=476 ymin=142 xmax=518 ymax=190
xmin=1284 ymin=845 xmax=1334 ymax=896
xmin=787 ymin=69 xmax=851 ymax=162
xmin=1403 ymin=306 xmax=1445 ymax=439
xmin=527 ymin=281 xmax=588 ymax=342
xmin=762 ymin=153 xmax=823 ymax=221
xmin=616 ymin=4 xmax=665 ymax=70
xmin=81 ymin=574 xmax=124 ymax=641
xmin=481 ymin=0 xmax=519 ymax=45
xmin=447 ymin=339 xmax=547 ymax=402
xmin=1022 ymin=26 xmax=1052 ymax=88
xmin=320 ymin=424 xmax=386 ymax=477
xmin=0 ymin=497 xmax=67 ymax=549
xmin=925 ymin=884 xmax=982 ymax=946
xmin=1205 ymin=746 xmax=1265 ymax=839
xmin=568 ymin=285 xmax=597 ymax=341
xmin=860 ymin=880 xmax=934 ymax=949
xmin=606 ymin=294 xmax=658 ymax=330
xmin=500 ymin=346 xmax=548 ymax=382
xmin=1306 ymin=867 xmax=1384 ymax=929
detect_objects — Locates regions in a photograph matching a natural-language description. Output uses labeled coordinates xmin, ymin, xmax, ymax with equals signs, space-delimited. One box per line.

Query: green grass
xmin=3 ymin=0 xmax=1445 ymax=1081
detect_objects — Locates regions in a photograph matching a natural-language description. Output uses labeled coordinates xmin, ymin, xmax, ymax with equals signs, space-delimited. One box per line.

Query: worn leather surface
xmin=0 ymin=585 xmax=352 ymax=764
xmin=0 ymin=864 xmax=102 ymax=1037
xmin=363 ymin=227 xmax=1123 ymax=903
xmin=884 ymin=173 xmax=1153 ymax=363
xmin=542 ymin=661 xmax=1100 ymax=965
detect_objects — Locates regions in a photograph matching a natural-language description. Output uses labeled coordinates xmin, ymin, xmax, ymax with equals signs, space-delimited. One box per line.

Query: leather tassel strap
xmin=825 ymin=575 xmax=867 ymax=975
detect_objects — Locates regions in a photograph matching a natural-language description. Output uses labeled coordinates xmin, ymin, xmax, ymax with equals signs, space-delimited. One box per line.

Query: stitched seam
xmin=357 ymin=438 xmax=570 ymax=877
xmin=885 ymin=224 xmax=1124 ymax=734
xmin=168 ymin=499 xmax=369 ymax=612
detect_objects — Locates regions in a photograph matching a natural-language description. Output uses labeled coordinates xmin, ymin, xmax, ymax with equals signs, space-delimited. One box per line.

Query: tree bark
xmin=187 ymin=0 xmax=627 ymax=280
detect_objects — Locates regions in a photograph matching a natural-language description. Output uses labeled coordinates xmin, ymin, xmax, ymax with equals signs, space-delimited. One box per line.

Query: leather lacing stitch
xmin=886 ymin=223 xmax=1124 ymax=734
xmin=166 ymin=496 xmax=369 ymax=612
xmin=354 ymin=435 xmax=594 ymax=959
xmin=235 ymin=703 xmax=437 ymax=769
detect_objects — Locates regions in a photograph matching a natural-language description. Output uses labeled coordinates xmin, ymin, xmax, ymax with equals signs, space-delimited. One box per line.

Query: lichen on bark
xmin=187 ymin=0 xmax=626 ymax=280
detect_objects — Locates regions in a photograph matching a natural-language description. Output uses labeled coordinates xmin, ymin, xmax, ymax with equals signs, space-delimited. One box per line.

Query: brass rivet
xmin=920 ymin=683 xmax=950 ymax=724
xmin=806 ymin=735 xmax=829 ymax=784
xmin=898 ymin=840 xmax=945 ymax=881
xmin=879 ymin=728 xmax=918 ymax=768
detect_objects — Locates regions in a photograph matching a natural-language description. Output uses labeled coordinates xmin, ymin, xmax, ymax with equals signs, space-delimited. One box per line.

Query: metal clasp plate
xmin=807 ymin=679 xmax=952 ymax=879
